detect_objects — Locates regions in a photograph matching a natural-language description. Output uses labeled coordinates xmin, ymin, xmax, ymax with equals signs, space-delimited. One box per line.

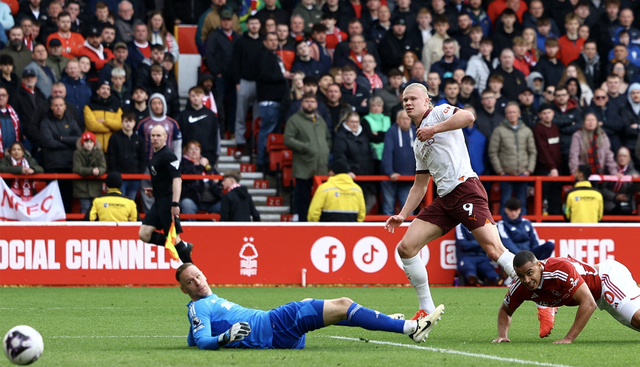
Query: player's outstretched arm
xmin=553 ymin=283 xmax=597 ymax=344
xmin=493 ymin=304 xmax=514 ymax=343
xmin=385 ymin=173 xmax=431 ymax=232
xmin=416 ymin=110 xmax=475 ymax=142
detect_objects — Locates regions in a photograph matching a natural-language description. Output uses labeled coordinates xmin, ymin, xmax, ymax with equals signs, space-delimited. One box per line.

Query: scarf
xmin=364 ymin=71 xmax=383 ymax=91
xmin=83 ymin=40 xmax=105 ymax=60
xmin=584 ymin=130 xmax=601 ymax=174
xmin=224 ymin=182 xmax=241 ymax=194
xmin=202 ymin=92 xmax=218 ymax=116
xmin=613 ymin=164 xmax=628 ymax=193
xmin=348 ymin=49 xmax=366 ymax=69
xmin=165 ymin=33 xmax=174 ymax=54
xmin=10 ymin=156 xmax=33 ymax=198
xmin=0 ymin=105 xmax=22 ymax=157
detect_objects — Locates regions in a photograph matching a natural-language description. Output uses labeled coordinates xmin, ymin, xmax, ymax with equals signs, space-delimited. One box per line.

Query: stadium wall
xmin=0 ymin=223 xmax=636 ymax=286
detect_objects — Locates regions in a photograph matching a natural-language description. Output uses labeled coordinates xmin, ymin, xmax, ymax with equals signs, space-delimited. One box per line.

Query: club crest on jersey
xmin=192 ymin=316 xmax=201 ymax=327
xmin=170 ymin=160 xmax=180 ymax=170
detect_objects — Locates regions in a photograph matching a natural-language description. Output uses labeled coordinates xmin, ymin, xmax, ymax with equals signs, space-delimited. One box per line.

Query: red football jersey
xmin=504 ymin=257 xmax=602 ymax=310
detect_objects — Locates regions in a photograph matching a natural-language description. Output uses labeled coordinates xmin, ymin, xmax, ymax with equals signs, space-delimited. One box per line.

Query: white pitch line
xmin=328 ymin=336 xmax=576 ymax=367
xmin=48 ymin=335 xmax=185 ymax=339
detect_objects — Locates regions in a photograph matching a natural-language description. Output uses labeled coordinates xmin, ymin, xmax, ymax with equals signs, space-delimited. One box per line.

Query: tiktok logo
xmin=311 ymin=237 xmax=346 ymax=273
xmin=353 ymin=237 xmax=388 ymax=273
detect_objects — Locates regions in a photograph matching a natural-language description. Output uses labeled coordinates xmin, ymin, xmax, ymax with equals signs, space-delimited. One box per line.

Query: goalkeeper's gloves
xmin=217 ymin=322 xmax=251 ymax=346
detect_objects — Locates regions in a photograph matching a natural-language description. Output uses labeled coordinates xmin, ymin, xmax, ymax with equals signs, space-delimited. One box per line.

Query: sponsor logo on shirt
xmin=188 ymin=115 xmax=207 ymax=123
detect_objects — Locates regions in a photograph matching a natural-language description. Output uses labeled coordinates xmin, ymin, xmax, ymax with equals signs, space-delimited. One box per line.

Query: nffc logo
xmin=310 ymin=236 xmax=346 ymax=273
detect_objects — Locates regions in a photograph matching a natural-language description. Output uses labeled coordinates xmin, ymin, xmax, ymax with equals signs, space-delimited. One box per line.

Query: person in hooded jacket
xmin=177 ymin=86 xmax=219 ymax=165
xmin=73 ymin=131 xmax=107 ymax=215
xmin=308 ymin=158 xmax=366 ymax=222
xmin=620 ymin=83 xmax=640 ymax=167
xmin=497 ymin=197 xmax=554 ymax=259
xmin=220 ymin=170 xmax=260 ymax=222
xmin=84 ymin=80 xmax=123 ymax=153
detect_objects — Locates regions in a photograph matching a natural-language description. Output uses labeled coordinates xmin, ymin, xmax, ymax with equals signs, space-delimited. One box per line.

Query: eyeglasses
xmin=594 ymin=96 xmax=607 ymax=100
xmin=545 ymin=90 xmax=554 ymax=93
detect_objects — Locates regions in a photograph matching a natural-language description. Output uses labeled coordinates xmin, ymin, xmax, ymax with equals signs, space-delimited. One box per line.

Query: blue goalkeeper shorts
xmin=268 ymin=299 xmax=325 ymax=349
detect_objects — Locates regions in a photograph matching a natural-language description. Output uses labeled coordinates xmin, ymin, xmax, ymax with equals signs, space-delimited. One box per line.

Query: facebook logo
xmin=311 ymin=237 xmax=346 ymax=273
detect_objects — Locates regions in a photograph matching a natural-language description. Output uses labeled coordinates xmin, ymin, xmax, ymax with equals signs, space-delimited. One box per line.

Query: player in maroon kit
xmin=493 ymin=251 xmax=640 ymax=344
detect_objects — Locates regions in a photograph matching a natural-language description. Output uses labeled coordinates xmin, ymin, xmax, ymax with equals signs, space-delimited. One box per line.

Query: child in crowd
xmin=73 ymin=132 xmax=107 ymax=214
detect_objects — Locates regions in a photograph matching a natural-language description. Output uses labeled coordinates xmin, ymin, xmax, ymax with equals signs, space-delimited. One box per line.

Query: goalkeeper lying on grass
xmin=176 ymin=263 xmax=444 ymax=350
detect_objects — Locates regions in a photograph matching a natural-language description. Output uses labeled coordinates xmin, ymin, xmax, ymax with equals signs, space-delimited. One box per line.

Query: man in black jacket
xmin=378 ymin=17 xmax=420 ymax=73
xmin=220 ymin=170 xmax=260 ymax=222
xmin=147 ymin=64 xmax=180 ymax=119
xmin=178 ymin=86 xmax=220 ymax=166
xmin=13 ymin=68 xmax=48 ymax=146
xmin=232 ymin=15 xmax=263 ymax=153
xmin=255 ymin=32 xmax=290 ymax=171
xmin=107 ymin=111 xmax=146 ymax=200
xmin=572 ymin=40 xmax=604 ymax=92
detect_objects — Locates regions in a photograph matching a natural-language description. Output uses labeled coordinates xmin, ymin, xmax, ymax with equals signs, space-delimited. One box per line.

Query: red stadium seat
xmin=282 ymin=166 xmax=294 ymax=187
xmin=267 ymin=133 xmax=287 ymax=152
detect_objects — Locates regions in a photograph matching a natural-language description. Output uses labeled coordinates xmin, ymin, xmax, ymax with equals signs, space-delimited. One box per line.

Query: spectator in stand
xmin=114 ymin=1 xmax=135 ymax=44
xmin=491 ymin=8 xmax=520 ymax=59
xmin=380 ymin=110 xmax=415 ymax=215
xmin=498 ymin=197 xmax=555 ymax=259
xmin=340 ymin=65 xmax=370 ymax=116
xmin=461 ymin=105 xmax=486 ymax=176
xmin=518 ymin=88 xmax=537 ymax=129
xmin=107 ymin=111 xmax=145 ymax=200
xmin=452 ymin=13 xmax=473 ymax=57
xmin=511 ymin=36 xmax=531 ymax=78
xmin=91 ymin=1 xmax=112 ymax=33
xmin=321 ymin=0 xmax=354 ymax=33
xmin=552 ymin=86 xmax=583 ymax=172
xmin=78 ymin=55 xmax=92 ymax=85
xmin=46 ymin=39 xmax=68 ymax=81
xmin=587 ymin=89 xmax=623 ymax=154
xmin=135 ymin=44 xmax=172 ymax=93
xmin=13 ymin=69 xmax=47 ymax=149
xmin=147 ymin=11 xmax=179 ymax=63
xmin=292 ymin=0 xmax=323 ymax=35
xmin=38 ymin=82 xmax=81 ymax=132
xmin=290 ymin=14 xmax=306 ymax=41
xmin=356 ymin=54 xmax=386 ymax=94
xmin=373 ymin=69 xmax=402 ymax=117
xmin=20 ymin=18 xmax=35 ymax=52
xmin=73 ymin=131 xmax=107 ymax=215
xmin=40 ymin=97 xmax=82 ymax=212
xmin=533 ymin=38 xmax=564 ymax=89
xmin=573 ymin=39 xmax=604 ymax=92
xmin=307 ymin=24 xmax=332 ymax=74
xmin=88 ymin=172 xmax=138 ymax=222
xmin=603 ymin=147 xmax=640 ymax=214
xmin=435 ymin=78 xmax=462 ymax=108
xmin=361 ymin=96 xmax=390 ymax=163
xmin=0 ymin=56 xmax=19 ymax=102
xmin=621 ymin=83 xmax=640 ymax=166
xmin=391 ymin=0 xmax=419 ymax=33
xmin=559 ymin=64 xmax=594 ymax=107
xmin=486 ymin=74 xmax=508 ymax=113
xmin=38 ymin=1 xmax=62 ymax=44
xmin=255 ymin=32 xmax=290 ymax=172
xmin=399 ymin=53 xmax=418 ymax=83
xmin=0 ymin=87 xmax=21 ymax=158
xmin=459 ymin=24 xmax=483 ymax=62
xmin=541 ymin=85 xmax=555 ymax=105
xmin=609 ymin=8 xmax=639 ymax=46
xmin=147 ymin=64 xmax=179 ymax=119
xmin=23 ymin=44 xmax=55 ymax=99
xmin=308 ymin=158 xmax=366 ymax=222
xmin=291 ymin=40 xmax=325 ymax=79
xmin=407 ymin=8 xmax=432 ymax=49
xmin=532 ymin=103 xmax=563 ymax=215
xmin=564 ymin=164 xmax=603 ymax=223
xmin=180 ymin=141 xmax=223 ymax=217
xmin=522 ymin=0 xmax=559 ymax=39
xmin=488 ymin=102 xmax=537 ymax=216
xmin=220 ymin=169 xmax=260 ymax=222
xmin=178 ymin=86 xmax=219 ymax=165
xmin=334 ymin=34 xmax=366 ymax=71
xmin=255 ymin=0 xmax=288 ymax=26
xmin=369 ymin=5 xmax=391 ymax=44
xmin=0 ymin=142 xmax=43 ymax=200
xmin=325 ymin=83 xmax=352 ymax=135
xmin=110 ymin=67 xmax=130 ymax=109
xmin=78 ymin=26 xmax=114 ymax=84
xmin=378 ymin=17 xmax=420 ymax=74
xmin=334 ymin=19 xmax=381 ymax=68
xmin=320 ymin=13 xmax=347 ymax=52
xmin=489 ymin=48 xmax=526 ymax=102
xmin=534 ymin=17 xmax=556 ymax=54
xmin=285 ymin=93 xmax=331 ymax=221
xmin=569 ymin=112 xmax=617 ymax=176
xmin=99 ymin=42 xmax=130 ymax=92
xmin=604 ymin=73 xmax=626 ymax=110
xmin=455 ymin=223 xmax=502 ymax=287
xmin=557 ymin=13 xmax=585 ymax=66
xmin=475 ymin=90 xmax=504 ymax=140
xmin=101 ymin=24 xmax=117 ymax=51
xmin=466 ymin=38 xmax=496 ymax=94
xmin=422 ymin=15 xmax=456 ymax=68
xmin=128 ymin=85 xmax=149 ymax=123
xmin=610 ymin=30 xmax=640 ymax=68
xmin=126 ymin=21 xmax=150 ymax=78
xmin=83 ymin=80 xmax=123 ymax=153
xmin=430 ymin=38 xmax=467 ymax=81
xmin=231 ymin=15 xmax=262 ymax=155
xmin=47 ymin=12 xmax=84 ymax=59
xmin=465 ymin=0 xmax=491 ymax=38
xmin=201 ymin=0 xmax=241 ymax=44
xmin=333 ymin=111 xmax=376 ymax=212
xmin=285 ymin=76 xmax=331 ymax=130
xmin=608 ymin=44 xmax=639 ymax=84
xmin=0 ymin=27 xmax=33 ymax=77
xmin=65 ymin=1 xmax=83 ymax=35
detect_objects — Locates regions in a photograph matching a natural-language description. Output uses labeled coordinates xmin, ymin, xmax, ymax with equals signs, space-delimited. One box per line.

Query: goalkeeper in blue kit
xmin=177 ymin=263 xmax=445 ymax=350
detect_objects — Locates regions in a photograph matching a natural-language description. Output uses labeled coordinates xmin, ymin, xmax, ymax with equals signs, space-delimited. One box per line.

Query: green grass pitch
xmin=1 ymin=286 xmax=639 ymax=367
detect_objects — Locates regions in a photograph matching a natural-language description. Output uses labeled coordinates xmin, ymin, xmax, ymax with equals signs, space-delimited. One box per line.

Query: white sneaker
xmin=388 ymin=313 xmax=405 ymax=320
xmin=410 ymin=304 xmax=444 ymax=342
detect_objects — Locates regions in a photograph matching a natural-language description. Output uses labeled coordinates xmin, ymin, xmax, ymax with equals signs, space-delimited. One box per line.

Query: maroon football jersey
xmin=504 ymin=257 xmax=602 ymax=310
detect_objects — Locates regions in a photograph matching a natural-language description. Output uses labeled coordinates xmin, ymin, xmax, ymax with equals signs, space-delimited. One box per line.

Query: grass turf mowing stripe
xmin=328 ymin=336 xmax=576 ymax=367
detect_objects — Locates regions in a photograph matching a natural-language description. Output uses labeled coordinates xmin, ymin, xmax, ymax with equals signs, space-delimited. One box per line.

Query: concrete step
xmin=256 ymin=206 xmax=290 ymax=214
xmin=248 ymin=188 xmax=277 ymax=196
xmin=252 ymin=196 xmax=267 ymax=205
xmin=240 ymin=172 xmax=264 ymax=180
xmin=216 ymin=162 xmax=241 ymax=171
xmin=220 ymin=139 xmax=236 ymax=147
xmin=261 ymin=214 xmax=285 ymax=222
xmin=219 ymin=155 xmax=250 ymax=163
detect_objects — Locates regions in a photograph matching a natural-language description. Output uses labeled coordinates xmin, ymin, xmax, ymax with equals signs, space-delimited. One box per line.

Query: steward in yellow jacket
xmin=564 ymin=165 xmax=603 ymax=223
xmin=89 ymin=172 xmax=138 ymax=222
xmin=308 ymin=160 xmax=366 ymax=222
xmin=84 ymin=81 xmax=123 ymax=152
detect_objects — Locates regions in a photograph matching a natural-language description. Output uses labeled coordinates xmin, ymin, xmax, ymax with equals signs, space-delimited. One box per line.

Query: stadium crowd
xmin=0 ymin=0 xmax=639 ymax=221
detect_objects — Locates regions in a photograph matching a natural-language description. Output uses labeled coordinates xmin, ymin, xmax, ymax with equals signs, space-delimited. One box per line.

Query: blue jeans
xmin=499 ymin=176 xmax=528 ymax=217
xmin=257 ymin=101 xmax=281 ymax=166
xmin=215 ymin=75 xmax=237 ymax=134
xmin=380 ymin=180 xmax=412 ymax=215
xmin=181 ymin=198 xmax=221 ymax=215
xmin=120 ymin=180 xmax=141 ymax=200
xmin=79 ymin=198 xmax=93 ymax=215
xmin=293 ymin=178 xmax=313 ymax=222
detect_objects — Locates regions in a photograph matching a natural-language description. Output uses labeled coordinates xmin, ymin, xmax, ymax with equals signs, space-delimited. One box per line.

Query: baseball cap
xmin=114 ymin=42 xmax=127 ymax=50
xmin=22 ymin=69 xmax=36 ymax=78
xmin=220 ymin=9 xmax=233 ymax=20
xmin=81 ymin=131 xmax=96 ymax=144
xmin=87 ymin=26 xmax=101 ymax=37
xmin=538 ymin=103 xmax=554 ymax=113
xmin=392 ymin=17 xmax=406 ymax=26
xmin=48 ymin=38 xmax=62 ymax=47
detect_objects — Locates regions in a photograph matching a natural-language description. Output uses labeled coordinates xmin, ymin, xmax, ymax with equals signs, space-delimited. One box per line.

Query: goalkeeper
xmin=177 ymin=263 xmax=444 ymax=350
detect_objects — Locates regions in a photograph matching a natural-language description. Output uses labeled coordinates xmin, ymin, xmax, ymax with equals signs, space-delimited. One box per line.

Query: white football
xmin=3 ymin=325 xmax=44 ymax=365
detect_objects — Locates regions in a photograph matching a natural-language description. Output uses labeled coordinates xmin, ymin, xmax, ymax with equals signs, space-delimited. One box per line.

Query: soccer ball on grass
xmin=3 ymin=325 xmax=44 ymax=365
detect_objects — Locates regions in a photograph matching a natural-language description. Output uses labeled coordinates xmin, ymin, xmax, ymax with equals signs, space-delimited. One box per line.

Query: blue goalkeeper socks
xmin=336 ymin=303 xmax=404 ymax=333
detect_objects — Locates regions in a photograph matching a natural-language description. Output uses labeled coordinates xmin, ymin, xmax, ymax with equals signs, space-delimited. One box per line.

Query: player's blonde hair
xmin=403 ymin=83 xmax=434 ymax=109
